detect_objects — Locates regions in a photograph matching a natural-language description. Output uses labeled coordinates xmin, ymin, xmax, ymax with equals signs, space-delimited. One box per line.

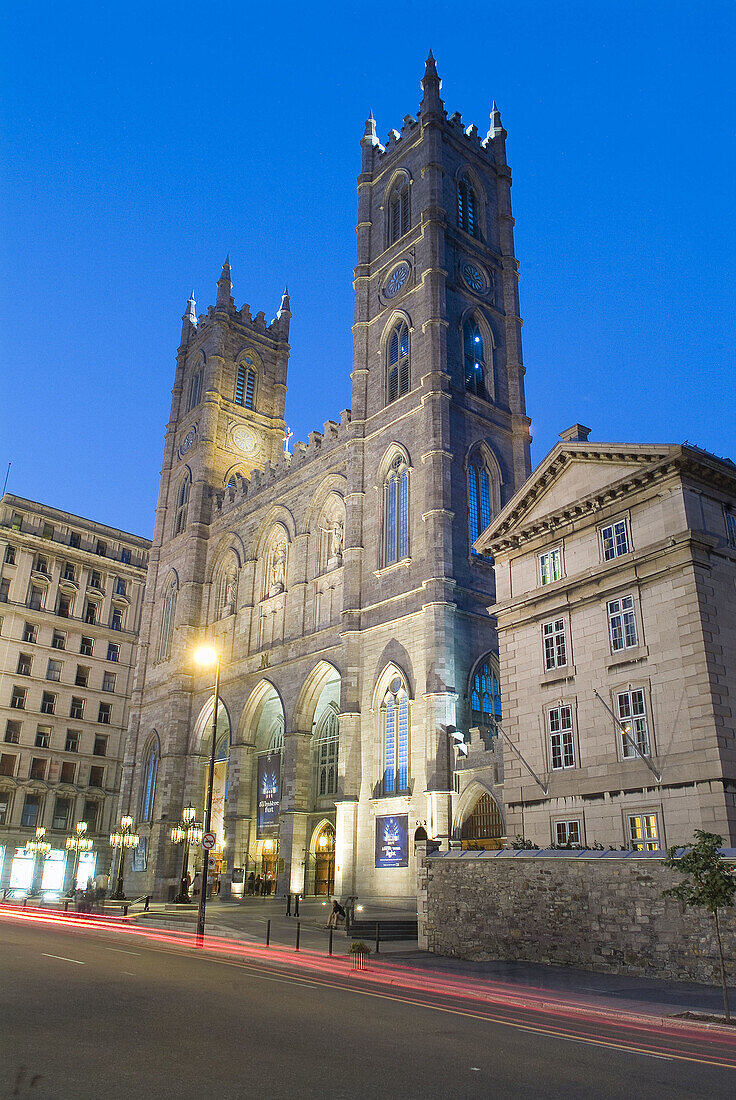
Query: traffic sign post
xmin=202 ymin=832 xmax=216 ymax=851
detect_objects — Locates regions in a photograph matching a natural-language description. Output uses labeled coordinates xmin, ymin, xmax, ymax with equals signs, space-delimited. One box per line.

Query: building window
xmin=11 ymin=513 xmax=23 ymax=531
xmin=57 ymin=594 xmax=72 ymax=618
xmin=75 ymin=666 xmax=89 ymax=687
xmin=107 ymin=642 xmax=120 ymax=662
xmin=607 ymin=594 xmax=638 ymax=652
xmin=115 ymin=577 xmax=126 ymax=597
xmin=5 ymin=720 xmax=21 ymax=744
xmin=52 ymin=797 xmax=72 ymax=830
xmin=725 ymin=510 xmax=736 ymax=549
xmin=23 ymin=622 xmax=38 ymax=644
xmin=387 ymin=321 xmax=409 ymax=403
xmin=41 ymin=692 xmax=56 ymax=715
xmin=34 ymin=555 xmax=50 ymax=576
xmin=314 ymin=708 xmax=339 ymax=798
xmin=140 ymin=742 xmax=159 ymax=821
xmin=83 ymin=799 xmax=99 ymax=831
xmin=65 ymin=730 xmax=80 ymax=752
xmin=457 ymin=175 xmax=477 ymax=236
xmin=80 ymin=636 xmax=94 ymax=657
xmin=46 ymin=659 xmax=62 ymax=682
xmin=102 ymin=671 xmax=116 ymax=693
xmin=70 ymin=698 xmax=84 ymax=720
xmin=601 ymin=519 xmax=630 ymax=561
xmin=4 ymin=544 xmax=16 ymax=564
xmin=1 ymin=753 xmax=18 ymax=777
xmin=69 ymin=531 xmax=81 ymax=548
xmin=84 ymin=601 xmax=97 ymax=625
xmin=28 ymin=584 xmax=44 ymax=611
xmin=30 ymin=758 xmax=47 ymax=780
xmin=543 ymin=619 xmax=567 ymax=671
xmin=0 ymin=578 xmax=10 ymax=603
xmin=468 ymin=458 xmax=493 ymax=554
xmin=540 ymin=548 xmax=562 ymax=586
xmin=616 ymin=689 xmax=651 ymax=757
xmin=63 ymin=562 xmax=76 ymax=581
xmin=89 ymin=570 xmax=102 ymax=590
xmin=21 ymin=795 xmax=41 ymax=828
xmin=42 ymin=522 xmax=54 ymax=540
xmin=97 ymin=702 xmax=112 ymax=725
xmin=17 ymin=652 xmax=32 ymax=676
xmin=93 ymin=735 xmax=108 ymax=757
xmin=52 ymin=630 xmax=66 ymax=650
xmin=388 ymin=180 xmax=410 ymax=243
xmin=95 ymin=540 xmax=107 ymax=557
xmin=10 ymin=686 xmax=26 ymax=710
xmin=555 ymin=819 xmax=581 ymax=846
xmin=382 ymin=678 xmax=409 ymax=794
xmin=383 ymin=454 xmax=409 ymax=566
xmin=89 ymin=765 xmax=104 ymax=788
xmin=235 ymin=364 xmax=256 ymax=409
xmin=470 ymin=660 xmax=502 ymax=730
xmin=60 ymin=761 xmax=76 ymax=784
xmin=158 ymin=578 xmax=177 ymax=660
xmin=35 ymin=726 xmax=51 ymax=748
xmin=0 ymin=792 xmax=11 ymax=824
xmin=173 ymin=475 xmax=190 ymax=536
xmin=111 ymin=607 xmax=124 ymax=632
xmin=463 ymin=319 xmax=486 ymax=397
xmin=629 ymin=813 xmax=660 ymax=852
xmin=548 ymin=704 xmax=575 ymax=770
xmin=187 ymin=367 xmax=203 ymax=412
xmin=121 ymin=547 xmax=131 ymax=564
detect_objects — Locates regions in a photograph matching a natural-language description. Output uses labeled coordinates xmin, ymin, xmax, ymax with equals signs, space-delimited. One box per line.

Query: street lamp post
xmin=109 ymin=814 xmax=140 ymax=901
xmin=170 ymin=805 xmax=202 ymax=904
xmin=193 ymin=645 xmax=221 ymax=946
xmin=26 ymin=826 xmax=51 ymax=896
xmin=65 ymin=821 xmax=93 ymax=895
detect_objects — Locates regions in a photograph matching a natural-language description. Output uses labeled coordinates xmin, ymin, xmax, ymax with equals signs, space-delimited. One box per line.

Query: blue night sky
xmin=1 ymin=1 xmax=734 ymax=539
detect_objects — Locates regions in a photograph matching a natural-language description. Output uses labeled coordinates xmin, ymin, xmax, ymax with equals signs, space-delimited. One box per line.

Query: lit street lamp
xmin=65 ymin=821 xmax=93 ymax=895
xmin=26 ymin=826 xmax=51 ymax=895
xmin=109 ymin=814 xmax=140 ymax=900
xmin=170 ymin=804 xmax=202 ymax=904
xmin=193 ymin=644 xmax=221 ymax=946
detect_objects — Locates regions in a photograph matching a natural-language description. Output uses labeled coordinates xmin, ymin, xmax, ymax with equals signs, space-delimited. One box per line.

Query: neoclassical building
xmin=121 ymin=57 xmax=531 ymax=901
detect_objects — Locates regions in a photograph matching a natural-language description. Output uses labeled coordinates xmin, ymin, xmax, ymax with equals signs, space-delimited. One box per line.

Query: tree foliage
xmin=664 ymin=830 xmax=736 ymax=913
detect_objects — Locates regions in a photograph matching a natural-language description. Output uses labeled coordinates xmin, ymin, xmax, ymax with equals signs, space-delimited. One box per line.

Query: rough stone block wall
xmin=418 ymin=852 xmax=736 ymax=985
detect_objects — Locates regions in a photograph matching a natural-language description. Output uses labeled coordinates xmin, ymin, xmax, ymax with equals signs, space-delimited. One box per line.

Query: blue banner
xmin=375 ymin=814 xmax=409 ymax=868
xmin=257 ymin=752 xmax=281 ymax=836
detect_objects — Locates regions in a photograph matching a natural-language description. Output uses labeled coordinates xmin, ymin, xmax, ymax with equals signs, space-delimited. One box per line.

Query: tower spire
xmin=180 ymin=289 xmax=197 ymax=346
xmin=420 ymin=49 xmax=444 ymax=113
xmin=216 ymin=255 xmax=233 ymax=311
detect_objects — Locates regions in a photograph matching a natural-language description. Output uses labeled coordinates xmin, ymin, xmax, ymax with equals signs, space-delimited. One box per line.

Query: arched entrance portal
xmin=460 ymin=792 xmax=504 ymax=850
xmin=309 ymin=822 xmax=335 ymax=896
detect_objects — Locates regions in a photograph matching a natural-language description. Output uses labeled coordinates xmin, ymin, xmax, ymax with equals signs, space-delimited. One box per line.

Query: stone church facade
xmin=120 ymin=56 xmax=532 ymax=902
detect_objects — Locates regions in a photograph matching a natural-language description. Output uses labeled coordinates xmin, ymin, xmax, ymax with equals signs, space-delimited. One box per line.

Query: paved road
xmin=0 ymin=914 xmax=734 ymax=1099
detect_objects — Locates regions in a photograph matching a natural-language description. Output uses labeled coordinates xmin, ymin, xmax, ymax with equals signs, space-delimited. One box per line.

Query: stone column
xmin=333 ymin=798 xmax=358 ymax=897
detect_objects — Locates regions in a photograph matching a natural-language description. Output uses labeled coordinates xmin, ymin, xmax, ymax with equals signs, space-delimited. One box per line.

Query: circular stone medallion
xmin=460 ymin=260 xmax=489 ymax=295
xmin=233 ymin=425 xmax=257 ymax=456
xmin=179 ymin=427 xmax=196 ymax=455
xmin=383 ymin=261 xmax=411 ymax=300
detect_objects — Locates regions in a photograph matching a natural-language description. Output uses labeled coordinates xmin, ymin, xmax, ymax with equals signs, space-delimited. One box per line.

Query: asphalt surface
xmin=1 ymin=913 xmax=735 ymax=1099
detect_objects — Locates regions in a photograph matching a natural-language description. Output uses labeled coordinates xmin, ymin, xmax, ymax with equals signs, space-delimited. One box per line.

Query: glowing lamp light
xmin=263 ymin=839 xmax=274 ymax=853
xmin=26 ymin=827 xmax=51 ymax=855
xmin=194 ymin=645 xmax=219 ymax=669
xmin=319 ymin=835 xmax=329 ymax=849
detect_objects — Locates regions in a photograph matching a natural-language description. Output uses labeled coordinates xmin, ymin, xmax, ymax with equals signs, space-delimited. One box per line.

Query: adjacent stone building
xmin=475 ymin=429 xmax=736 ymax=849
xmin=0 ymin=495 xmax=150 ymax=894
xmin=121 ymin=57 xmax=532 ymax=902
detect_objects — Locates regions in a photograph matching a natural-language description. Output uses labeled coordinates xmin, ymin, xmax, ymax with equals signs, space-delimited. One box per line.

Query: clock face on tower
xmin=232 ymin=426 xmax=257 ymax=456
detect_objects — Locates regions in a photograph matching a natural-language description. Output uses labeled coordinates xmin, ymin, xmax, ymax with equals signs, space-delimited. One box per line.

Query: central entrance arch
xmin=309 ymin=821 xmax=336 ymax=896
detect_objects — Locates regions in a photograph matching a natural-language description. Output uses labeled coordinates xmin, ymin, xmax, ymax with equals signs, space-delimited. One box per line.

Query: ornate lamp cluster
xmin=170 ymin=804 xmax=203 ymax=904
xmin=109 ymin=814 xmax=140 ymax=900
xmin=25 ymin=826 xmax=51 ymax=856
xmin=66 ymin=820 xmax=93 ymax=853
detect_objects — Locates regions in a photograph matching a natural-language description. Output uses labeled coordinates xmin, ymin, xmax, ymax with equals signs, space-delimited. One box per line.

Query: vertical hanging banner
xmin=256 ymin=752 xmax=281 ymax=836
xmin=375 ymin=814 xmax=409 ymax=868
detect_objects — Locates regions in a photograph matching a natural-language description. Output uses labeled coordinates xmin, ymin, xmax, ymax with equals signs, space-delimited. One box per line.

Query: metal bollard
xmin=294 ymin=893 xmax=300 ymax=917
xmin=144 ymin=895 xmax=150 ymax=912
xmin=329 ymin=927 xmax=333 ymax=956
xmin=295 ymin=921 xmax=301 ymax=951
xmin=375 ymin=922 xmax=380 ymax=954
xmin=266 ymin=919 xmax=271 ymax=946
xmin=285 ymin=893 xmax=291 ymax=917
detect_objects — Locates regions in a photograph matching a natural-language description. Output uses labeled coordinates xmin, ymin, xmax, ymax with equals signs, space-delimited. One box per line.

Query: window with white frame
xmin=383 ymin=454 xmax=409 ymax=566
xmin=628 ymin=812 xmax=660 ymax=851
xmin=725 ymin=510 xmax=736 ymax=549
xmin=600 ymin=519 xmax=630 ymax=561
xmin=539 ymin=547 xmax=562 ymax=585
xmin=382 ymin=677 xmax=409 ymax=794
xmin=554 ymin=819 xmax=581 ymax=846
xmin=542 ymin=618 xmax=567 ymax=671
xmin=616 ymin=688 xmax=650 ymax=757
xmin=607 ymin=594 xmax=638 ymax=652
xmin=548 ymin=704 xmax=575 ymax=770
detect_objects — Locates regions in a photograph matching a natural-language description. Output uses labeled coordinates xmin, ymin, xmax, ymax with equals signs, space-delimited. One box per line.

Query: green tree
xmin=664 ymin=830 xmax=736 ymax=1022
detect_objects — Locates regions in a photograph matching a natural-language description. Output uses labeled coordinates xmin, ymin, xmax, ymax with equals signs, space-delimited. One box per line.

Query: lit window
xmin=601 ymin=519 xmax=629 ymax=561
xmin=463 ymin=320 xmax=486 ymax=397
xmin=382 ymin=678 xmax=409 ymax=794
xmin=387 ymin=322 xmax=409 ymax=403
xmin=616 ymin=689 xmax=650 ymax=757
xmin=173 ymin=475 xmax=190 ymax=536
xmin=629 ymin=813 xmax=660 ymax=852
xmin=313 ymin=708 xmax=339 ymax=798
xmin=607 ymin=595 xmax=638 ymax=652
xmin=383 ymin=454 xmax=410 ymax=566
xmin=388 ymin=181 xmax=410 ymax=243
xmin=540 ymin=548 xmax=562 ymax=585
xmin=555 ymin=820 xmax=581 ymax=846
xmin=468 ymin=456 xmax=494 ymax=555
xmin=542 ymin=619 xmax=567 ymax=671
xmin=548 ymin=705 xmax=575 ymax=770
xmin=470 ymin=660 xmax=502 ymax=731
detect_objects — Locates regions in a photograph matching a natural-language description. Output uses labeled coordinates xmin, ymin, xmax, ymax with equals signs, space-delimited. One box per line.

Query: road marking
xmin=122 ymin=971 xmax=135 ymax=976
xmin=105 ymin=947 xmax=141 ymax=956
xmin=42 ymin=953 xmax=84 ymax=965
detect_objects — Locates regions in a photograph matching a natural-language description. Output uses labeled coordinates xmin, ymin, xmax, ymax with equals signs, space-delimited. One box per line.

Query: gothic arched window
xmin=382 ymin=677 xmax=409 ymax=794
xmin=467 ymin=443 xmax=499 ymax=557
xmin=158 ymin=577 xmax=177 ymax=661
xmin=140 ymin=739 xmax=159 ymax=822
xmin=313 ymin=707 xmax=339 ymax=797
xmin=187 ymin=368 xmax=202 ymax=412
xmin=464 ymin=319 xmax=486 ymax=397
xmin=235 ymin=364 xmax=256 ymax=409
xmin=457 ymin=175 xmax=477 ymax=236
xmin=383 ymin=453 xmax=409 ymax=566
xmin=173 ymin=474 xmax=190 ymax=536
xmin=388 ymin=181 xmax=410 ymax=244
xmin=471 ymin=659 xmax=502 ymax=731
xmin=387 ymin=321 xmax=409 ymax=404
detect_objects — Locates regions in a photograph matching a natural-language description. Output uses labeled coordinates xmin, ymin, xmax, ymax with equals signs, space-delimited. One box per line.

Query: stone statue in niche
xmin=328 ymin=521 xmax=344 ymax=565
xmin=269 ymin=541 xmax=287 ymax=596
xmin=222 ymin=571 xmax=237 ymax=616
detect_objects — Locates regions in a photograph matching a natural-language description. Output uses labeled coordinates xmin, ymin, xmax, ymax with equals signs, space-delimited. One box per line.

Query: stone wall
xmin=418 ymin=848 xmax=736 ymax=985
